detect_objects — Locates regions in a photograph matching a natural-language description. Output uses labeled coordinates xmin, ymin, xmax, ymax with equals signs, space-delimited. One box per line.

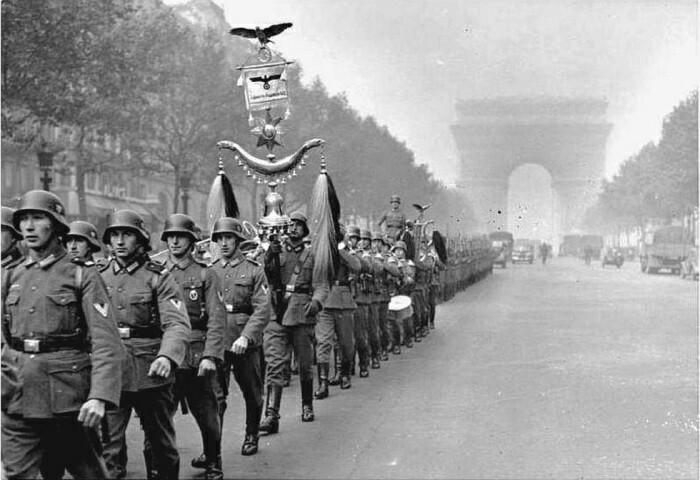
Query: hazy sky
xmin=209 ymin=0 xmax=696 ymax=183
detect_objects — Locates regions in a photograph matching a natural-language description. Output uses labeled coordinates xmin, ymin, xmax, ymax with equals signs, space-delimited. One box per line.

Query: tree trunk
xmin=172 ymin=168 xmax=180 ymax=214
xmin=75 ymin=127 xmax=88 ymax=220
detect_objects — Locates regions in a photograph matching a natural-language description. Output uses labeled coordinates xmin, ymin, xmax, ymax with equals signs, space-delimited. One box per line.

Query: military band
xmin=1 ymin=192 xmax=492 ymax=479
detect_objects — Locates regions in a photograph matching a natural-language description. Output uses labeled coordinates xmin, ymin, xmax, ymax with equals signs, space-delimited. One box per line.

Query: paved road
xmin=124 ymin=257 xmax=698 ymax=479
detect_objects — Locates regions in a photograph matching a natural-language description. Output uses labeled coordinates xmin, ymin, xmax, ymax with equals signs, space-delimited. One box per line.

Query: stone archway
xmin=450 ymin=97 xmax=611 ymax=237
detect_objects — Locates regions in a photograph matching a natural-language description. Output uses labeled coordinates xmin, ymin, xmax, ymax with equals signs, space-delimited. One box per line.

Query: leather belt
xmin=118 ymin=324 xmax=162 ymax=340
xmin=333 ymin=280 xmax=351 ymax=287
xmin=284 ymin=285 xmax=311 ymax=294
xmin=9 ymin=336 xmax=87 ymax=353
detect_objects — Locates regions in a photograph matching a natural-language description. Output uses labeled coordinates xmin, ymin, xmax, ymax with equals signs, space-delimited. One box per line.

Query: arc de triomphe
xmin=450 ymin=97 xmax=611 ymax=237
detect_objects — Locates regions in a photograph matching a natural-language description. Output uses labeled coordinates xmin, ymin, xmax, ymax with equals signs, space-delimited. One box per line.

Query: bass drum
xmin=388 ymin=295 xmax=413 ymax=321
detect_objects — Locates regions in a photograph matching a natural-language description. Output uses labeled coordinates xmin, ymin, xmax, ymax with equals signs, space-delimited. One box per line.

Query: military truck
xmin=640 ymin=226 xmax=693 ymax=275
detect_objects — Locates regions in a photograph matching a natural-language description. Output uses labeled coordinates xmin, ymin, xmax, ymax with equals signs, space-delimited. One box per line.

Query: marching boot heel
xmin=314 ymin=363 xmax=329 ymax=399
xmin=259 ymin=384 xmax=282 ymax=434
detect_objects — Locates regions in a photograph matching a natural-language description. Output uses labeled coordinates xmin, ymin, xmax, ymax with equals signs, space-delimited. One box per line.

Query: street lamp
xmin=180 ymin=175 xmax=191 ymax=215
xmin=37 ymin=151 xmax=55 ymax=191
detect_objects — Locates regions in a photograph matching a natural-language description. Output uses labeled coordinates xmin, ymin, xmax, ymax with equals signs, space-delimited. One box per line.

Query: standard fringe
xmin=309 ymin=172 xmax=340 ymax=286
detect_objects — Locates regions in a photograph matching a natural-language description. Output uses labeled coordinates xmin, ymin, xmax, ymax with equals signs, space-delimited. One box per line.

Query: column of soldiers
xmin=0 ymin=191 xmax=492 ymax=480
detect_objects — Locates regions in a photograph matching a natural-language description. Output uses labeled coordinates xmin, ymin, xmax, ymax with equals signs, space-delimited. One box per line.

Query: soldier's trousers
xmin=264 ymin=322 xmax=315 ymax=388
xmin=386 ymin=309 xmax=404 ymax=346
xmin=2 ymin=412 xmax=109 ymax=480
xmin=368 ymin=301 xmax=382 ymax=357
xmin=103 ymin=384 xmax=179 ymax=480
xmin=379 ymin=301 xmax=391 ymax=350
xmin=353 ymin=303 xmax=370 ymax=368
xmin=220 ymin=347 xmax=264 ymax=436
xmin=315 ymin=308 xmax=355 ymax=371
xmin=429 ymin=285 xmax=439 ymax=325
xmin=175 ymin=367 xmax=221 ymax=463
xmin=411 ymin=290 xmax=425 ymax=332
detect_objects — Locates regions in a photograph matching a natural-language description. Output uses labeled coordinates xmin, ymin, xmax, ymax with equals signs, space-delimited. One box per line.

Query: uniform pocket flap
xmin=233 ymin=278 xmax=253 ymax=286
xmin=47 ymin=356 xmax=91 ymax=374
xmin=46 ymin=292 xmax=77 ymax=306
xmin=5 ymin=293 xmax=19 ymax=305
xmin=131 ymin=340 xmax=161 ymax=357
xmin=128 ymin=293 xmax=152 ymax=304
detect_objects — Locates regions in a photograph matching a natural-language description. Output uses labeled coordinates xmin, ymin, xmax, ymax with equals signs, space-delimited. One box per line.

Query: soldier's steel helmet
xmin=390 ymin=195 xmax=401 ymax=204
xmin=211 ymin=217 xmax=247 ymax=242
xmin=289 ymin=211 xmax=310 ymax=237
xmin=1 ymin=206 xmax=21 ymax=239
xmin=371 ymin=231 xmax=384 ymax=242
xmin=13 ymin=190 xmax=70 ymax=236
xmin=360 ymin=229 xmax=372 ymax=241
xmin=161 ymin=213 xmax=198 ymax=242
xmin=347 ymin=225 xmax=361 ymax=239
xmin=67 ymin=221 xmax=101 ymax=252
xmin=102 ymin=209 xmax=151 ymax=250
xmin=391 ymin=240 xmax=407 ymax=252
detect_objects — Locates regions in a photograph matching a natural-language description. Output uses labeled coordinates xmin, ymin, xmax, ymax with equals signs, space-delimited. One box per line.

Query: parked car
xmin=512 ymin=245 xmax=534 ymax=264
xmin=601 ymin=247 xmax=624 ymax=269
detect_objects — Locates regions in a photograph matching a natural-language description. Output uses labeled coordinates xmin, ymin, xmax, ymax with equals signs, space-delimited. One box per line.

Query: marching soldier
xmin=391 ymin=240 xmax=416 ymax=348
xmin=159 ymin=214 xmax=226 ymax=479
xmin=1 ymin=207 xmax=24 ymax=273
xmin=100 ymin=209 xmax=191 ymax=480
xmin=347 ymin=226 xmax=372 ymax=377
xmin=371 ymin=231 xmax=399 ymax=360
xmin=377 ymin=194 xmax=407 ymax=240
xmin=427 ymin=246 xmax=445 ymax=329
xmin=65 ymin=221 xmax=102 ymax=265
xmin=314 ymin=224 xmax=361 ymax=397
xmin=360 ymin=229 xmax=382 ymax=369
xmin=260 ymin=212 xmax=328 ymax=433
xmin=210 ymin=217 xmax=270 ymax=456
xmin=1 ymin=191 xmax=123 ymax=479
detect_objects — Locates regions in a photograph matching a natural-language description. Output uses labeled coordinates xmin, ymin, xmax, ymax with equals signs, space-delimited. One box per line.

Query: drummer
xmin=385 ymin=240 xmax=416 ymax=352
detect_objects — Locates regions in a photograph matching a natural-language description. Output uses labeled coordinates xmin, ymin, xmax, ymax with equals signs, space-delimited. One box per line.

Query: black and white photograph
xmin=1 ymin=0 xmax=697 ymax=479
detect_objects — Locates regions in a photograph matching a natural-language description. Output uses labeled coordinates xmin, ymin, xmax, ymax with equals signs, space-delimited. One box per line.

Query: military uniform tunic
xmin=315 ymin=249 xmax=361 ymax=371
xmin=211 ymin=251 xmax=270 ymax=436
xmin=162 ymin=253 xmax=226 ymax=469
xmin=378 ymin=208 xmax=407 ymax=240
xmin=263 ymin=238 xmax=328 ymax=387
xmin=1 ymin=244 xmax=123 ymax=479
xmin=100 ymin=254 xmax=191 ymax=480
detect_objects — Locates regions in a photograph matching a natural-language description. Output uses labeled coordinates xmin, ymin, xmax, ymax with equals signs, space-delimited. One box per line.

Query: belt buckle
xmin=285 ymin=284 xmax=295 ymax=293
xmin=226 ymin=304 xmax=234 ymax=313
xmin=23 ymin=339 xmax=40 ymax=353
xmin=118 ymin=327 xmax=131 ymax=339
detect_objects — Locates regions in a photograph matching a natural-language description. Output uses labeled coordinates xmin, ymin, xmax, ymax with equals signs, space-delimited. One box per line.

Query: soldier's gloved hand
xmin=78 ymin=399 xmax=106 ymax=428
xmin=304 ymin=300 xmax=322 ymax=317
xmin=148 ymin=356 xmax=172 ymax=378
xmin=230 ymin=335 xmax=250 ymax=355
xmin=198 ymin=358 xmax=217 ymax=377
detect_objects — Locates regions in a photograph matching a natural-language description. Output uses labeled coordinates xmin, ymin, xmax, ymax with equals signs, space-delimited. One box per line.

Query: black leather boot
xmin=259 ymin=384 xmax=282 ymax=434
xmin=241 ymin=433 xmax=259 ymax=456
xmin=328 ymin=351 xmax=342 ymax=386
xmin=144 ymin=447 xmax=158 ymax=480
xmin=205 ymin=458 xmax=223 ymax=480
xmin=300 ymin=380 xmax=315 ymax=422
xmin=360 ymin=352 xmax=369 ymax=378
xmin=314 ymin=363 xmax=329 ymax=399
xmin=371 ymin=356 xmax=380 ymax=369
xmin=191 ymin=453 xmax=207 ymax=469
xmin=340 ymin=360 xmax=352 ymax=389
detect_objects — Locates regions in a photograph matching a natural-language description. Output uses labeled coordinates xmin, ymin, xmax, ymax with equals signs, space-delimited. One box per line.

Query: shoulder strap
xmin=289 ymin=246 xmax=312 ymax=286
